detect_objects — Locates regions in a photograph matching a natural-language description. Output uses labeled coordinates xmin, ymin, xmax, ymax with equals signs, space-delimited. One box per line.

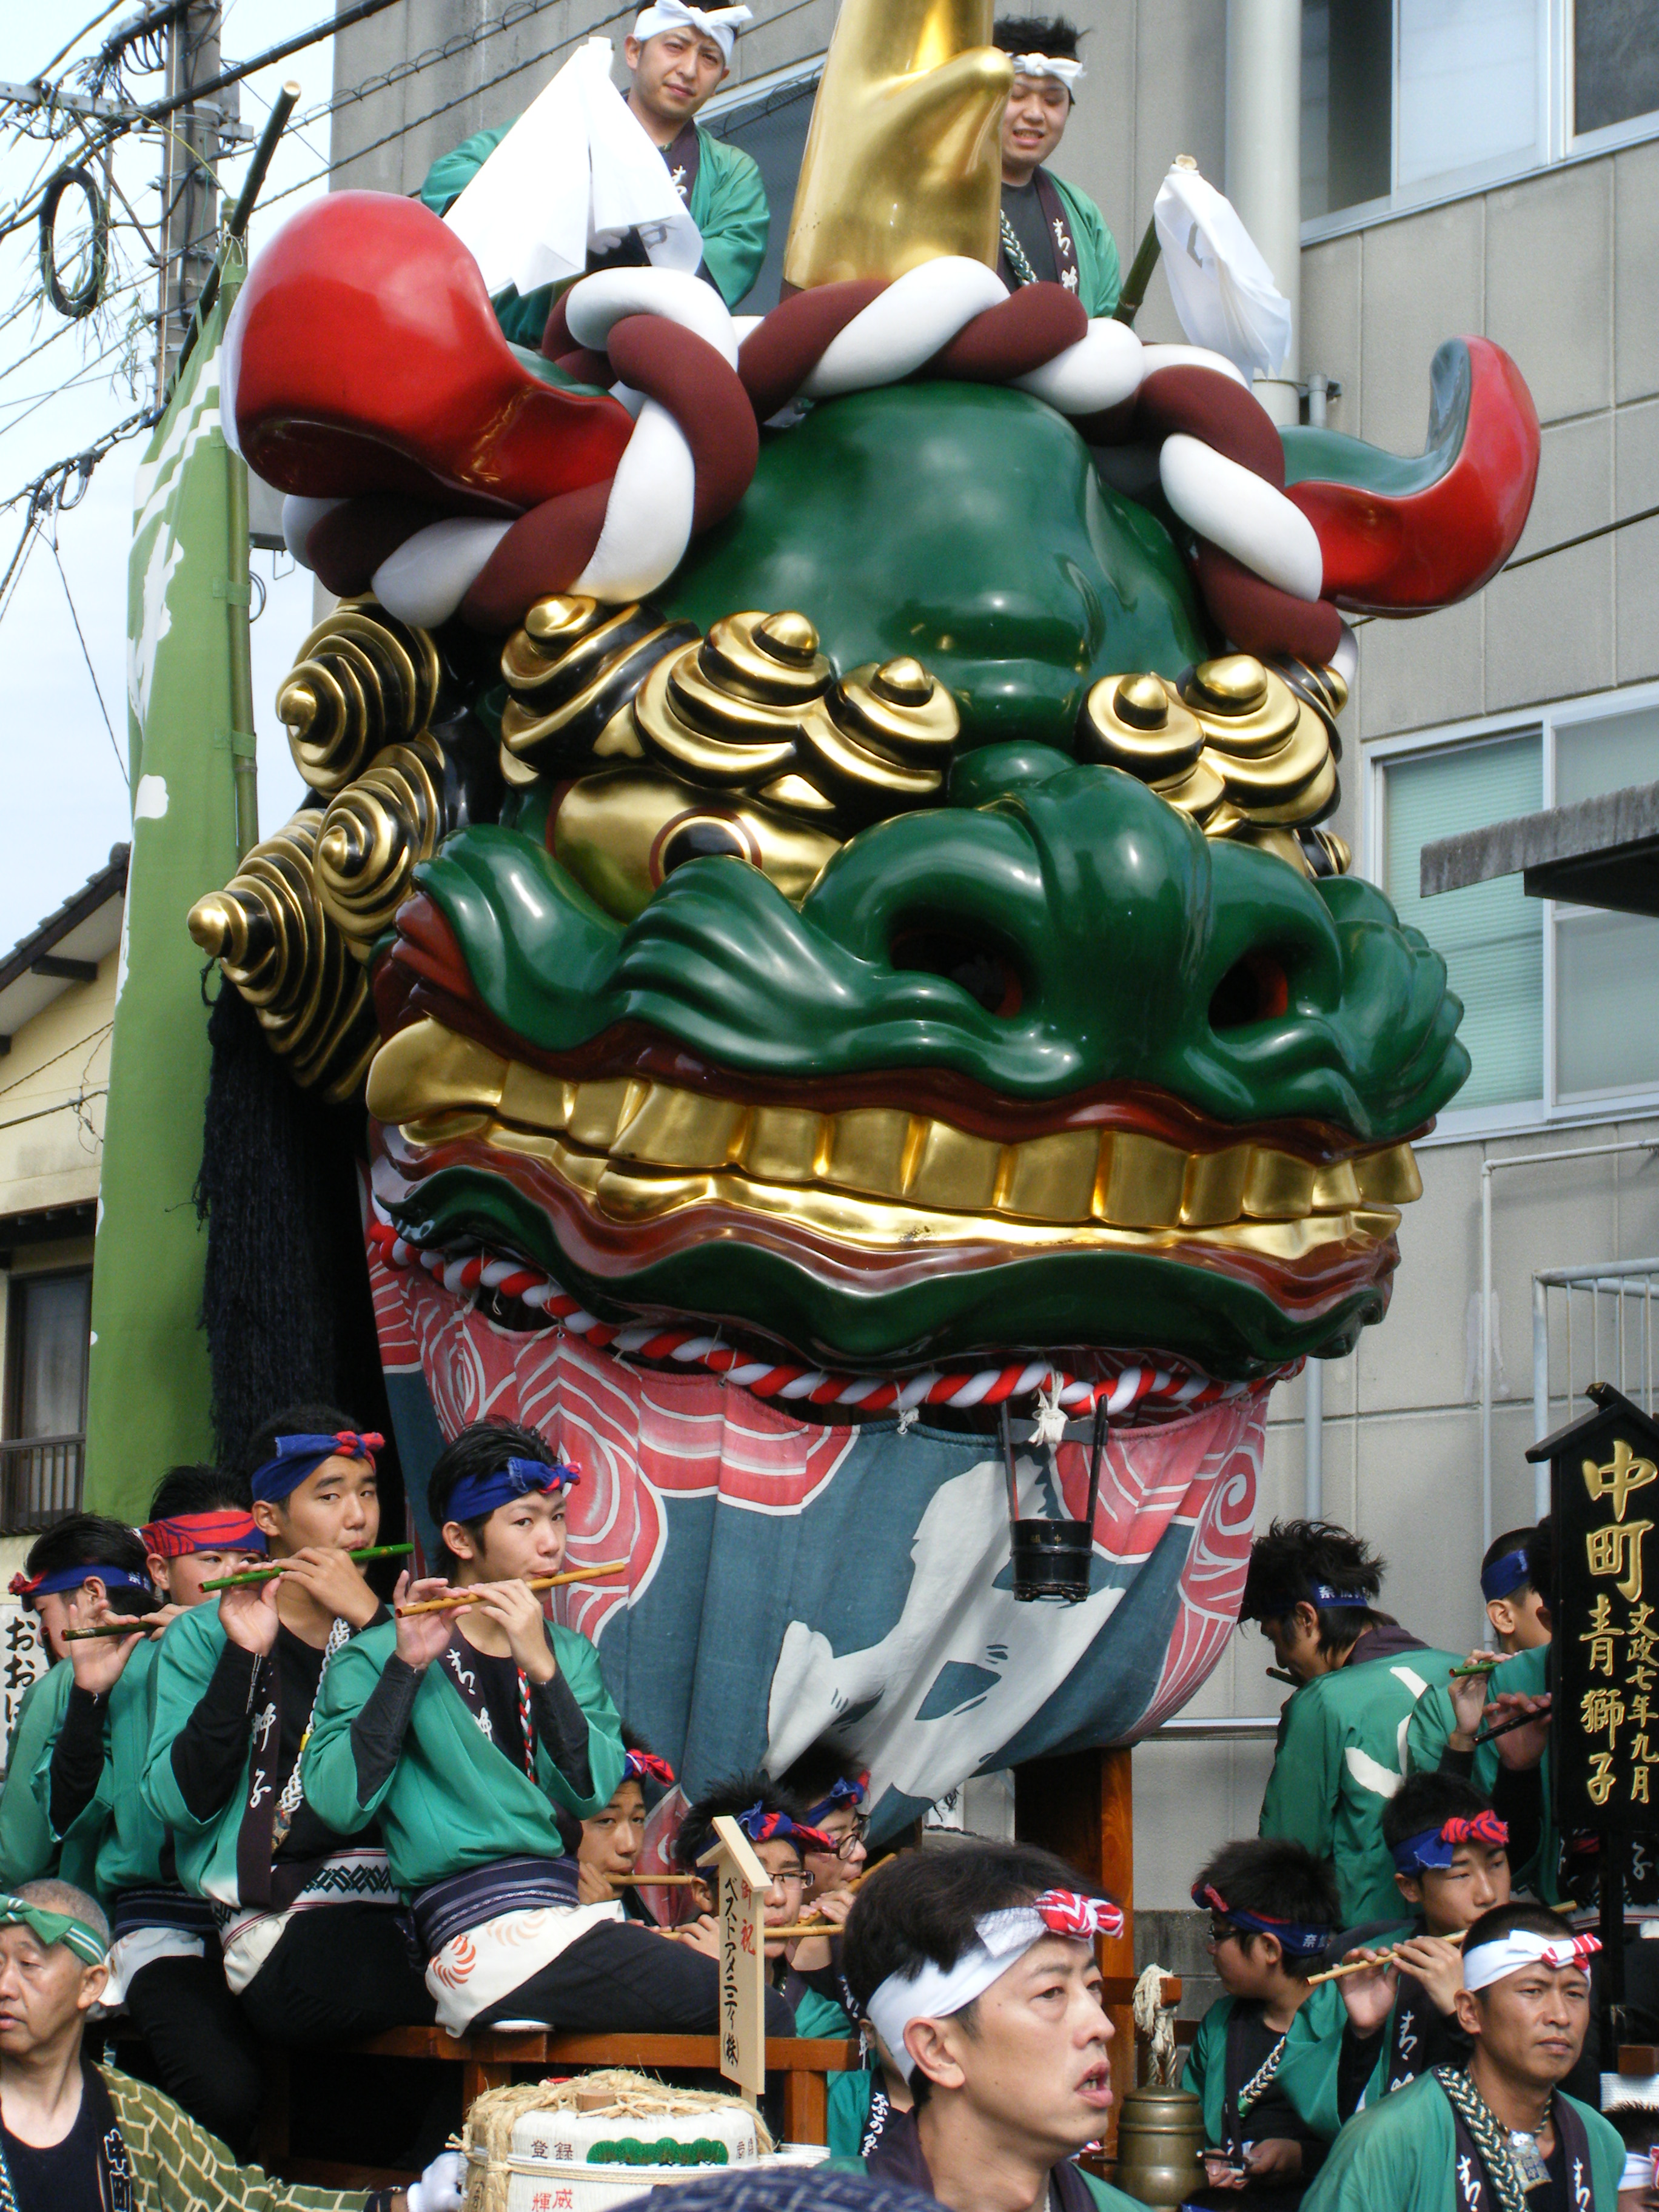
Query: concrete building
xmin=324 ymin=0 xmax=1659 ymax=1991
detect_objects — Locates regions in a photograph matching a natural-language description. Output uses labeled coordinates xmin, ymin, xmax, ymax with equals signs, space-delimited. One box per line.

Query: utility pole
xmin=154 ymin=0 xmax=226 ymax=400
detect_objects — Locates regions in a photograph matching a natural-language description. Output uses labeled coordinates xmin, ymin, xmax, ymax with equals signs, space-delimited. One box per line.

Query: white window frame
xmin=1302 ymin=0 xmax=1659 ymax=244
xmin=1363 ymin=675 xmax=1659 ymax=1147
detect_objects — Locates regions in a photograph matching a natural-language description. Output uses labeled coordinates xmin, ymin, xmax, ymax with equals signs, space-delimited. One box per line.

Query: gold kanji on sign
xmin=1580 ymin=1686 xmax=1627 ymax=1744
xmin=1589 ymin=1752 xmax=1618 ymax=1807
xmin=1637 ymin=1768 xmax=1652 ymax=1806
xmin=1584 ymin=1438 xmax=1659 ymax=1521
xmin=1587 ymin=1518 xmax=1654 ymax=1601
xmin=1580 ymin=1593 xmax=1624 ymax=1676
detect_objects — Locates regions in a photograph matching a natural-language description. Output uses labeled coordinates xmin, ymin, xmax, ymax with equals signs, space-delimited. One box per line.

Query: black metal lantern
xmin=1000 ymin=1397 xmax=1107 ymax=1603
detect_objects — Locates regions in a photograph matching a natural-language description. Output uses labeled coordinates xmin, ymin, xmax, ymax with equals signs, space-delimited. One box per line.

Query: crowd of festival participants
xmin=0 ymin=7 xmax=1622 ymax=2211
xmin=0 ymin=1398 xmax=1643 ymax=2212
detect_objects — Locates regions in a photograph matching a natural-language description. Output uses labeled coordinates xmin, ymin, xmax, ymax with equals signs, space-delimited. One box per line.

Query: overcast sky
xmin=0 ymin=0 xmax=330 ymax=952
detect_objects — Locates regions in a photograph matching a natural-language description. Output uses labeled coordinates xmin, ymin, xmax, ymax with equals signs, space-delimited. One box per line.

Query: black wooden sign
xmin=1529 ymin=1380 xmax=1659 ymax=1834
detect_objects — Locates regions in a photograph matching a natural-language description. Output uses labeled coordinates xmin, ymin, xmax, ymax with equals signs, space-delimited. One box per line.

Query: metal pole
xmin=1481 ymin=1159 xmax=1493 ymax=1567
xmin=1304 ymin=1356 xmax=1323 ymax=1518
xmin=1532 ymin=1274 xmax=1550 ymax=1518
xmin=1224 ymin=0 xmax=1301 ymax=425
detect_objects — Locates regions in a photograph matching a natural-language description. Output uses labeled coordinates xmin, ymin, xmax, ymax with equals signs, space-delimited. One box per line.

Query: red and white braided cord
xmin=365 ymin=1214 xmax=1255 ymax=1421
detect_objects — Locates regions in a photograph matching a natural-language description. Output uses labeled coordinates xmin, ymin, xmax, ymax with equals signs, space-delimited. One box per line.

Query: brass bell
xmin=1111 ymin=2084 xmax=1206 ymax=2211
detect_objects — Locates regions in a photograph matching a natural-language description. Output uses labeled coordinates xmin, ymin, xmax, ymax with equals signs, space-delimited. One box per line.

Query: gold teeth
xmin=365 ymin=1022 xmax=1421 ymax=1238
xmin=277 ymin=603 xmax=440 ymax=795
xmin=1079 ymin=652 xmax=1347 ymax=877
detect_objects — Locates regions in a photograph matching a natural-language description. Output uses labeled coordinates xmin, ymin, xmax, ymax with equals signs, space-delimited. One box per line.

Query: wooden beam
xmin=30 ymin=954 xmax=99 ymax=984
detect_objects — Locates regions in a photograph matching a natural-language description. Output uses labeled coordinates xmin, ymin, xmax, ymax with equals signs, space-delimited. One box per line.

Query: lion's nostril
xmin=891 ymin=928 xmax=1024 ymax=1017
xmin=1210 ymin=950 xmax=1290 ymax=1030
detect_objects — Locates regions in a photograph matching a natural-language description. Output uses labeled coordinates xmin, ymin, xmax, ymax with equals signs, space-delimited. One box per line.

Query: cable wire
xmin=47 ymin=531 xmax=127 ymax=779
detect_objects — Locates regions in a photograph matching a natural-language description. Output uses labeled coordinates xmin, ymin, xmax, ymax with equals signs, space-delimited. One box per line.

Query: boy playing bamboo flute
xmin=141 ymin=1407 xmax=433 ymax=2046
xmin=1299 ymin=1905 xmax=1621 ymax=2212
xmin=304 ymin=1419 xmax=768 ymax=2034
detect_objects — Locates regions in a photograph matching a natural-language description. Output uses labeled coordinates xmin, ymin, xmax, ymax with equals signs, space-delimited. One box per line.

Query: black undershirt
xmin=1 ymin=2083 xmax=104 ymax=2212
xmin=1001 ymin=178 xmax=1061 ymax=285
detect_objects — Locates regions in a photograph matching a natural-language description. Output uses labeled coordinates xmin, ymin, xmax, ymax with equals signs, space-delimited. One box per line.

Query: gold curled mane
xmin=783 ymin=0 xmax=1011 ymax=289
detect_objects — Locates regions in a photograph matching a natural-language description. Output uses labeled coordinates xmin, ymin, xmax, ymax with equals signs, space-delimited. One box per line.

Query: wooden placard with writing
xmin=1531 ymin=1381 xmax=1659 ymax=1832
xmin=699 ymin=1813 xmax=769 ymax=2106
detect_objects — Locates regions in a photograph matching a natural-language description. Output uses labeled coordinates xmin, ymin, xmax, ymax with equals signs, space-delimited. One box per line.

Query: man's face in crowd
xmin=1000 ymin=73 xmax=1071 ymax=178
xmin=1400 ymin=1840 xmax=1511 ymax=1935
xmin=449 ymin=1487 xmax=568 ymax=1584
xmin=1488 ymin=1584 xmax=1551 ymax=1652
xmin=155 ymin=1547 xmax=266 ymax=1609
xmin=31 ymin=1582 xmax=112 ymax=1663
xmin=0 ymin=1926 xmax=104 ymax=2056
xmin=625 ymin=27 xmax=728 ymax=130
xmin=803 ymin=1797 xmax=866 ymax=1900
xmin=756 ymin=1836 xmax=808 ymax=1958
xmin=913 ymin=1934 xmax=1113 ymax=2164
xmin=1259 ymin=1602 xmax=1330 ymax=1683
xmin=580 ymin=1778 xmax=648 ymax=1883
xmin=1455 ymin=1961 xmax=1589 ymax=2089
xmin=255 ymin=1455 xmax=379 ymax=1557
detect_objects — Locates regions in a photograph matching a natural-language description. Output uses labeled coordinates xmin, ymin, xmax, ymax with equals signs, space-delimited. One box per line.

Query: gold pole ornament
xmin=783 ymin=0 xmax=1012 ymax=290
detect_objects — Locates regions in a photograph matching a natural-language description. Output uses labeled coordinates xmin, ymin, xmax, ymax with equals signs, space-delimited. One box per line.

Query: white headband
xmin=866 ymin=1892 xmax=1121 ymax=2083
xmin=1462 ymin=1928 xmax=1600 ymax=1992
xmin=634 ymin=2 xmax=752 ymax=61
xmin=1009 ymin=53 xmax=1085 ymax=90
xmin=1620 ymin=2150 xmax=1659 ymax=2194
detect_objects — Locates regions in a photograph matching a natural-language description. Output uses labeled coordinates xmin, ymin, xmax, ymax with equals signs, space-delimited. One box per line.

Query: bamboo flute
xmin=609 ymin=1872 xmax=703 ymax=1886
xmin=1305 ymin=1928 xmax=1467 ymax=1986
xmin=201 ymin=1543 xmax=413 ymax=1593
xmin=394 ymin=1558 xmax=629 ymax=1615
xmin=65 ymin=1618 xmax=163 ymax=1641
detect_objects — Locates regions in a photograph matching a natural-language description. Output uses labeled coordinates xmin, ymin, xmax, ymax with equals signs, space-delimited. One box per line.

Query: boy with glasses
xmin=671 ymin=1776 xmax=842 ymax=2035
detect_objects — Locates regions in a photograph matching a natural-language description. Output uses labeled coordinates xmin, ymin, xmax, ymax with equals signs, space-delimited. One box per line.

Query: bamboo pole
xmin=394 ymin=1558 xmax=629 ymax=1616
xmin=1111 ymin=155 xmax=1196 ymax=327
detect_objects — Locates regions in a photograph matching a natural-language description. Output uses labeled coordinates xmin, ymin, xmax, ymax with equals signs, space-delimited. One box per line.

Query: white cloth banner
xmin=1151 ymin=164 xmax=1293 ymax=383
xmin=443 ymin=37 xmax=703 ymax=303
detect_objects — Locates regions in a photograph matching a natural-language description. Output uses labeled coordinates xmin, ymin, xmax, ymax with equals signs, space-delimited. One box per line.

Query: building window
xmin=2 ymin=1269 xmax=90 ymax=1532
xmin=1370 ymin=687 xmax=1659 ymax=1131
xmin=1302 ymin=0 xmax=1659 ymax=233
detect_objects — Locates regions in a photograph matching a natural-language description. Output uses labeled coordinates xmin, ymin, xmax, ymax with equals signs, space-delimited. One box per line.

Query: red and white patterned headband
xmin=866 ymin=1888 xmax=1121 ymax=2080
xmin=1463 ymin=1928 xmax=1600 ymax=1992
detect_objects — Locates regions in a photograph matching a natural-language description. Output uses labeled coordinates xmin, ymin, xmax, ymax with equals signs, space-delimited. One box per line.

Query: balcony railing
xmin=0 ymin=1435 xmax=84 ymax=1533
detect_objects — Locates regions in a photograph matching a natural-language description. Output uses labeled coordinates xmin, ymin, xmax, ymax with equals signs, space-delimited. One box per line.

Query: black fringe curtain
xmin=195 ymin=977 xmax=403 ymax=1537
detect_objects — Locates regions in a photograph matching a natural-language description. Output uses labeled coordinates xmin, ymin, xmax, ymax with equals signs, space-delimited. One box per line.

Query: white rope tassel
xmin=1133 ymin=1962 xmax=1179 ymax=2087
xmin=1029 ymin=1375 xmax=1068 ymax=1450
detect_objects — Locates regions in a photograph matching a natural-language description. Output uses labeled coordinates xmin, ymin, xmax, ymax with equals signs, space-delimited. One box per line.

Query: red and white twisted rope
xmin=365 ymin=1212 xmax=1255 ymax=1421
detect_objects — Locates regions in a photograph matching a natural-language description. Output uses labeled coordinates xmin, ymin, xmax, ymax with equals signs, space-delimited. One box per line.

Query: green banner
xmin=85 ymin=265 xmax=249 ymax=1518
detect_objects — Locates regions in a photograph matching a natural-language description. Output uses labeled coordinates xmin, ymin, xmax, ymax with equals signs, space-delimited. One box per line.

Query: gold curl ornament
xmin=276 ymin=602 xmax=440 ymax=795
xmin=186 ymin=809 xmax=379 ymax=1102
xmin=498 ymin=597 xmax=700 ymax=784
xmin=1079 ymin=652 xmax=1349 ymax=876
xmin=313 ymin=730 xmax=449 ymax=961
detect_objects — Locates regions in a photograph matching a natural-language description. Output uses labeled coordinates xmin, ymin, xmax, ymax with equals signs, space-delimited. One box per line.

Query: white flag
xmin=1151 ymin=164 xmax=1293 ymax=383
xmin=443 ymin=37 xmax=702 ymax=301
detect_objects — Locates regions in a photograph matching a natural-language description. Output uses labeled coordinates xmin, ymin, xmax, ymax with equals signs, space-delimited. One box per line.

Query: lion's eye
xmin=1209 ymin=949 xmax=1290 ymax=1030
xmin=890 ymin=927 xmax=1024 ymax=1017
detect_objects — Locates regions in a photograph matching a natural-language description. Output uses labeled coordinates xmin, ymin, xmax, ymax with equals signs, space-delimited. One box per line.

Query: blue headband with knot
xmin=251 ymin=1430 xmax=381 ymax=1504
xmin=1309 ymin=1584 xmax=1371 ymax=1607
xmin=445 ymin=1456 xmax=579 ymax=1524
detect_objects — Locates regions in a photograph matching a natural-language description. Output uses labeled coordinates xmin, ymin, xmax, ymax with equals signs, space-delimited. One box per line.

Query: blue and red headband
xmin=623 ymin=1749 xmax=676 ymax=1787
xmin=1390 ymin=1810 xmax=1508 ymax=1875
xmin=8 ymin=1564 xmax=152 ymax=1607
xmin=736 ymin=1803 xmax=837 ymax=1854
xmin=803 ymin=1772 xmax=869 ymax=1825
xmin=446 ymin=1456 xmax=580 ymax=1526
xmin=252 ymin=1430 xmax=382 ymax=1504
xmin=1480 ymin=1549 xmax=1531 ymax=1603
xmin=1192 ymin=1881 xmax=1330 ymax=1960
xmin=139 ymin=1511 xmax=266 ymax=1560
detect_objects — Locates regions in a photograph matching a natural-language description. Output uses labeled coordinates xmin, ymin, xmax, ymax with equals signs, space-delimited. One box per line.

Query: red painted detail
xmin=228 ymin=191 xmax=634 ymax=507
xmin=1287 ymin=337 xmax=1541 ymax=612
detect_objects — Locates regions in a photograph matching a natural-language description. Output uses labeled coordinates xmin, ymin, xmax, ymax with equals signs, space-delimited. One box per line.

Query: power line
xmin=47 ymin=533 xmax=126 ymax=779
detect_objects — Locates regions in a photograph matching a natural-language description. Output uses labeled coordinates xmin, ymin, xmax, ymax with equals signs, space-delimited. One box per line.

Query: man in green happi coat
xmin=1300 ymin=1902 xmax=1623 ymax=2212
xmin=1245 ymin=1520 xmax=1464 ymax=1925
xmin=421 ymin=2 xmax=769 ymax=349
xmin=990 ymin=17 xmax=1120 ymax=317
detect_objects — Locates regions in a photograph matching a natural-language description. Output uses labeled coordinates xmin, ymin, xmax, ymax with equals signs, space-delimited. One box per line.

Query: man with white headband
xmin=421 ymin=3 xmax=769 ymax=349
xmin=1301 ymin=1903 xmax=1623 ymax=2212
xmin=0 ymin=1876 xmax=463 ymax=2211
xmin=833 ymin=1843 xmax=1140 ymax=2211
xmin=990 ymin=18 xmax=1119 ymax=317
